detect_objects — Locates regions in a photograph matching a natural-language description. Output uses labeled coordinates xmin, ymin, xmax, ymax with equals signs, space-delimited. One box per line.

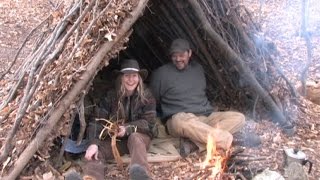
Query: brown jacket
xmin=88 ymin=88 xmax=157 ymax=144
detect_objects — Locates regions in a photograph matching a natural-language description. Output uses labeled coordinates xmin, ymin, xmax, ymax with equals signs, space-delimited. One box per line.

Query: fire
xmin=201 ymin=134 xmax=227 ymax=179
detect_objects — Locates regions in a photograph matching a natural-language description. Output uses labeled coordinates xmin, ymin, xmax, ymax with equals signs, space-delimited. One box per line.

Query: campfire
xmin=201 ymin=135 xmax=227 ymax=179
xmin=192 ymin=135 xmax=229 ymax=180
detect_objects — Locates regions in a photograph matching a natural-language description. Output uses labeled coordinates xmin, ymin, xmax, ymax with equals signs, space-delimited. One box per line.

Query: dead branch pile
xmin=0 ymin=0 xmax=297 ymax=179
xmin=0 ymin=0 xmax=148 ymax=178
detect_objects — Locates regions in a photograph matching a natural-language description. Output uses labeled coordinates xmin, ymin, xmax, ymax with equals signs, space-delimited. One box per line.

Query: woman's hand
xmin=85 ymin=144 xmax=99 ymax=161
xmin=117 ymin=126 xmax=126 ymax=137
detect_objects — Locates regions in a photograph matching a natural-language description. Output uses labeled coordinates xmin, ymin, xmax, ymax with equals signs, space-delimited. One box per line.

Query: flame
xmin=201 ymin=134 xmax=227 ymax=179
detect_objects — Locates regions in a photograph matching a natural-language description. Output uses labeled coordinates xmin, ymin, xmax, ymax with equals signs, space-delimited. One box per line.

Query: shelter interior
xmin=87 ymin=0 xmax=263 ymax=119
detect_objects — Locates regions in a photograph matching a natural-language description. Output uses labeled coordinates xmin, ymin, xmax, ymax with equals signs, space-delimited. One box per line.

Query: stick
xmin=0 ymin=108 xmax=14 ymax=123
xmin=0 ymin=14 xmax=52 ymax=81
xmin=111 ymin=134 xmax=123 ymax=169
xmin=269 ymin=56 xmax=298 ymax=98
xmin=55 ymin=111 xmax=77 ymax=168
xmin=76 ymin=94 xmax=87 ymax=145
xmin=233 ymin=156 xmax=267 ymax=162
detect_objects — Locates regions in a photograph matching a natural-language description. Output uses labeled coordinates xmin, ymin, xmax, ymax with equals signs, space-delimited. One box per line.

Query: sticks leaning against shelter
xmin=0 ymin=1 xmax=89 ymax=164
xmin=1 ymin=0 xmax=149 ymax=179
xmin=187 ymin=0 xmax=291 ymax=127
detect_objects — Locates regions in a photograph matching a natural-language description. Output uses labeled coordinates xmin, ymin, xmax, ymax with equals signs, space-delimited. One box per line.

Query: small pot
xmin=283 ymin=148 xmax=313 ymax=173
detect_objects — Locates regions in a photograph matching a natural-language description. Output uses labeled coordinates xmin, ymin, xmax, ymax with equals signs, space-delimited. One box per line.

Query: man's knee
xmin=228 ymin=112 xmax=245 ymax=127
xmin=235 ymin=112 xmax=245 ymax=124
xmin=171 ymin=112 xmax=197 ymax=125
xmin=166 ymin=113 xmax=199 ymax=137
xmin=210 ymin=130 xmax=233 ymax=150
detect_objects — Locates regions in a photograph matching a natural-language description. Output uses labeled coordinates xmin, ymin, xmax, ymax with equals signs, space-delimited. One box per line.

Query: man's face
xmin=171 ymin=50 xmax=192 ymax=70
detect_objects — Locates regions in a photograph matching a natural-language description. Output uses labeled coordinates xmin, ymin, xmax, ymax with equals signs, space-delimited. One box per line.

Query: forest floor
xmin=0 ymin=0 xmax=319 ymax=179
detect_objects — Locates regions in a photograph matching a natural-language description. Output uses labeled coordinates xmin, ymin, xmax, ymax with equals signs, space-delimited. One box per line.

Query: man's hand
xmin=117 ymin=126 xmax=126 ymax=137
xmin=85 ymin=144 xmax=99 ymax=161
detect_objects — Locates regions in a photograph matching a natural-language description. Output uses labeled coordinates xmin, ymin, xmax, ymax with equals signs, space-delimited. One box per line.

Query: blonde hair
xmin=115 ymin=73 xmax=148 ymax=121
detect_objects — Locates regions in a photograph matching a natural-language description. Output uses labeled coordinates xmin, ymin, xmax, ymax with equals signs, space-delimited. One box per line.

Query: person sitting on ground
xmin=150 ymin=38 xmax=261 ymax=157
xmin=81 ymin=59 xmax=156 ymax=180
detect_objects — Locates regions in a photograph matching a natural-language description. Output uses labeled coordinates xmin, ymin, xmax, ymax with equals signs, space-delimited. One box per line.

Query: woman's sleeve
xmin=87 ymin=95 xmax=111 ymax=145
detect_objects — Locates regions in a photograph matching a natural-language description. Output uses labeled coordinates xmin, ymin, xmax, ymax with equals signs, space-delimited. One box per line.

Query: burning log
xmin=190 ymin=135 xmax=229 ymax=179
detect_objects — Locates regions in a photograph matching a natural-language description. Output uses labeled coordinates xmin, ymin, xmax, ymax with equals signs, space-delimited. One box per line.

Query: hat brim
xmin=169 ymin=48 xmax=190 ymax=54
xmin=113 ymin=69 xmax=148 ymax=80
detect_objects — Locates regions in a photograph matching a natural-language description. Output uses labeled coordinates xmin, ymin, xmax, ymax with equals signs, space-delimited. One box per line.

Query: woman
xmin=83 ymin=59 xmax=156 ymax=180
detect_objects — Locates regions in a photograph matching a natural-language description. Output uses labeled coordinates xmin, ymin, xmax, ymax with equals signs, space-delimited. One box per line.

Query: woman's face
xmin=122 ymin=72 xmax=140 ymax=95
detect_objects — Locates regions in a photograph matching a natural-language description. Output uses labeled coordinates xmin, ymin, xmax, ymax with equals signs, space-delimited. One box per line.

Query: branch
xmin=76 ymin=94 xmax=86 ymax=145
xmin=0 ymin=15 xmax=51 ymax=81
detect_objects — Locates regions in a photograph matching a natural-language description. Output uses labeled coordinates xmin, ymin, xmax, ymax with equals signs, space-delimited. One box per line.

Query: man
xmin=150 ymin=38 xmax=260 ymax=156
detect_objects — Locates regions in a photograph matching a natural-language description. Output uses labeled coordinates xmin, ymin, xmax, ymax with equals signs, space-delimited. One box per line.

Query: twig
xmin=74 ymin=0 xmax=83 ymax=43
xmin=111 ymin=134 xmax=123 ymax=169
xmin=0 ymin=108 xmax=14 ymax=124
xmin=233 ymin=157 xmax=267 ymax=162
xmin=0 ymin=14 xmax=52 ymax=81
xmin=223 ymin=172 xmax=247 ymax=180
xmin=0 ymin=74 xmax=24 ymax=110
xmin=76 ymin=94 xmax=87 ymax=145
xmin=253 ymin=95 xmax=259 ymax=120
xmin=55 ymin=111 xmax=77 ymax=168
xmin=269 ymin=56 xmax=297 ymax=98
xmin=60 ymin=0 xmax=113 ymax=70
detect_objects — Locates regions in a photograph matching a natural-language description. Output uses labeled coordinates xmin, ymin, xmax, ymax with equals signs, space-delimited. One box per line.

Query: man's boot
xmin=179 ymin=138 xmax=198 ymax=157
xmin=129 ymin=164 xmax=150 ymax=180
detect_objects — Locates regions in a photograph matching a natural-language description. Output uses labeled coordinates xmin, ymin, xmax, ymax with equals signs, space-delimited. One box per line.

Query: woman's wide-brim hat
xmin=113 ymin=59 xmax=148 ymax=80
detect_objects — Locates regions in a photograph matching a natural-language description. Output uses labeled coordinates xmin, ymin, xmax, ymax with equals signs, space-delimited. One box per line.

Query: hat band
xmin=120 ymin=68 xmax=139 ymax=72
